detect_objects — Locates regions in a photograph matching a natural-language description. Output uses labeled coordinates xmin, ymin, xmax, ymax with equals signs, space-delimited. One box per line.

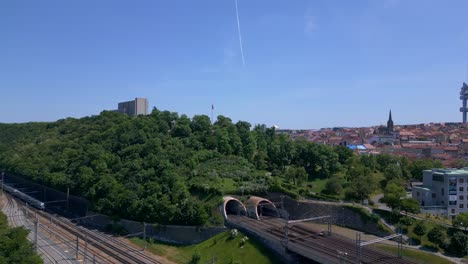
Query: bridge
xmin=223 ymin=196 xmax=418 ymax=264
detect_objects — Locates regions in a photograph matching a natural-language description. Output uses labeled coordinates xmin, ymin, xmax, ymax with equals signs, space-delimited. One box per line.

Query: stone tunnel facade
xmin=222 ymin=196 xmax=247 ymax=219
xmin=222 ymin=196 xmax=279 ymax=220
xmin=245 ymin=196 xmax=279 ymax=220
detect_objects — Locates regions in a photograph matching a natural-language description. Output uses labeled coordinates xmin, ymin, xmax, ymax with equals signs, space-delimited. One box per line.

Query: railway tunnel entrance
xmin=257 ymin=200 xmax=279 ymax=218
xmin=222 ymin=196 xmax=247 ymax=219
xmin=245 ymin=196 xmax=279 ymax=220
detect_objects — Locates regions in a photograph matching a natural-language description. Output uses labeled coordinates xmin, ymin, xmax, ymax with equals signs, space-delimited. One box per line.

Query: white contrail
xmin=234 ymin=0 xmax=245 ymax=67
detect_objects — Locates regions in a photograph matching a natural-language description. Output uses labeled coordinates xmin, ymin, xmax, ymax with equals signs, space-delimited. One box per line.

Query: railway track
xmin=35 ymin=208 xmax=162 ymax=264
xmin=3 ymin=192 xmax=163 ymax=264
xmin=34 ymin=209 xmax=110 ymax=263
xmin=289 ymin=225 xmax=414 ymax=264
xmin=228 ymin=215 xmax=418 ymax=264
xmin=3 ymin=194 xmax=77 ymax=264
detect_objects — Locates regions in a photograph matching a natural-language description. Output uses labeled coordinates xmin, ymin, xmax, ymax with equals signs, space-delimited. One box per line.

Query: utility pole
xmin=1 ymin=172 xmax=4 ymax=196
xmin=67 ymin=187 xmax=70 ymax=211
xmin=84 ymin=235 xmax=88 ymax=264
xmin=398 ymin=227 xmax=403 ymax=258
xmin=143 ymin=222 xmax=147 ymax=250
xmin=75 ymin=235 xmax=79 ymax=260
xmin=34 ymin=215 xmax=38 ymax=253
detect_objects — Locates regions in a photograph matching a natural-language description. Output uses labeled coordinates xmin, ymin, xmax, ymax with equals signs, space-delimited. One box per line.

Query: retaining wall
xmin=76 ymin=212 xmax=227 ymax=245
xmin=268 ymin=194 xmax=390 ymax=237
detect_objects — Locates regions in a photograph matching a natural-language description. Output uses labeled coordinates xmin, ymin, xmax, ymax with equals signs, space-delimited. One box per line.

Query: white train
xmin=3 ymin=184 xmax=45 ymax=210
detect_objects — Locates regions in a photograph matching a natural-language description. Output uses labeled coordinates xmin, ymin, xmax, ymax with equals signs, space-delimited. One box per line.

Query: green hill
xmin=0 ymin=109 xmax=436 ymax=226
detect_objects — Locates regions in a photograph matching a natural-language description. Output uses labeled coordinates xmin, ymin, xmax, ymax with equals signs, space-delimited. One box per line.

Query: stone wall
xmin=268 ymin=194 xmax=390 ymax=237
xmin=75 ymin=213 xmax=227 ymax=245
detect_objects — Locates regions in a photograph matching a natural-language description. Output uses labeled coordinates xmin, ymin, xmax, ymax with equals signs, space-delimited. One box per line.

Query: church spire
xmin=387 ymin=109 xmax=394 ymax=134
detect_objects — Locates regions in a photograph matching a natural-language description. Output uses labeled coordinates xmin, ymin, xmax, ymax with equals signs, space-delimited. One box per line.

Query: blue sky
xmin=1 ymin=0 xmax=468 ymax=129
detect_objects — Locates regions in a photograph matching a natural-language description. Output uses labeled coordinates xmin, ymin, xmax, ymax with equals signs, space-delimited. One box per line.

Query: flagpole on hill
xmin=211 ymin=104 xmax=214 ymax=124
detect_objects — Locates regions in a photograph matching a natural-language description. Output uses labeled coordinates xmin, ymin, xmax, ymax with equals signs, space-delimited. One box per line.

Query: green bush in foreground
xmin=0 ymin=211 xmax=42 ymax=264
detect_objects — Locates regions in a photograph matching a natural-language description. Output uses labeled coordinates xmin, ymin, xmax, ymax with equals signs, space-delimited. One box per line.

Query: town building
xmin=115 ymin=98 xmax=149 ymax=116
xmin=412 ymin=168 xmax=468 ymax=218
xmin=372 ymin=110 xmax=396 ymax=144
xmin=387 ymin=110 xmax=394 ymax=134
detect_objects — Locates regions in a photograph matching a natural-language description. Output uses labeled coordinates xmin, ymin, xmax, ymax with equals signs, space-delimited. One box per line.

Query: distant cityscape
xmin=277 ymin=83 xmax=468 ymax=167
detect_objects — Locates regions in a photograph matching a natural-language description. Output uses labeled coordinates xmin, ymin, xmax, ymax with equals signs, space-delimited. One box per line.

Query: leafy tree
xmin=285 ymin=166 xmax=307 ymax=186
xmin=400 ymin=198 xmax=420 ymax=215
xmin=413 ymin=221 xmax=427 ymax=240
xmin=324 ymin=177 xmax=343 ymax=195
xmin=191 ymin=115 xmax=211 ymax=133
xmin=334 ymin=145 xmax=354 ymax=164
xmin=448 ymin=231 xmax=468 ymax=256
xmin=453 ymin=212 xmax=468 ymax=231
xmin=376 ymin=154 xmax=398 ymax=171
xmin=359 ymin=154 xmax=378 ymax=172
xmin=399 ymin=216 xmax=414 ymax=230
xmin=427 ymin=226 xmax=447 ymax=246
xmin=347 ymin=171 xmax=377 ymax=201
xmin=383 ymin=164 xmax=403 ymax=186
xmin=409 ymin=159 xmax=443 ymax=180
xmin=0 ymin=212 xmax=42 ymax=264
xmin=383 ymin=182 xmax=406 ymax=210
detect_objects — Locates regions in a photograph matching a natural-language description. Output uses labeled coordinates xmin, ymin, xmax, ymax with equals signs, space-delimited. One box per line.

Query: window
xmin=442 ymin=200 xmax=445 ymax=204
xmin=441 ymin=188 xmax=445 ymax=196
xmin=460 ymin=187 xmax=464 ymax=192
xmin=433 ymin=174 xmax=444 ymax=182
xmin=460 ymin=195 xmax=464 ymax=200
xmin=432 ymin=193 xmax=436 ymax=198
xmin=452 ymin=209 xmax=456 ymax=214
xmin=417 ymin=192 xmax=420 ymax=197
xmin=460 ymin=178 xmax=465 ymax=184
xmin=460 ymin=204 xmax=465 ymax=209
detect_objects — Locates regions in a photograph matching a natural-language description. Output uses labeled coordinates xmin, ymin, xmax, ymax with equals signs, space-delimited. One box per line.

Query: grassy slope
xmin=131 ymin=231 xmax=281 ymax=264
xmin=407 ymin=221 xmax=439 ymax=249
xmin=309 ymin=178 xmax=328 ymax=194
xmin=374 ymin=244 xmax=454 ymax=264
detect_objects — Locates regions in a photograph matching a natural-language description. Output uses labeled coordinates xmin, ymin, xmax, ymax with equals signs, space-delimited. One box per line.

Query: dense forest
xmin=0 ymin=109 xmax=443 ymax=226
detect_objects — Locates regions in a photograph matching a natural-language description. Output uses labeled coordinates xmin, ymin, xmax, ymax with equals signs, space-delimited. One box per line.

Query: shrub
xmin=239 ymin=236 xmax=249 ymax=247
xmin=323 ymin=177 xmax=343 ymax=195
xmin=230 ymin=229 xmax=238 ymax=238
xmin=427 ymin=226 xmax=447 ymax=247
xmin=399 ymin=216 xmax=414 ymax=228
xmin=413 ymin=221 xmax=427 ymax=238
xmin=447 ymin=231 xmax=468 ymax=257
xmin=190 ymin=251 xmax=201 ymax=264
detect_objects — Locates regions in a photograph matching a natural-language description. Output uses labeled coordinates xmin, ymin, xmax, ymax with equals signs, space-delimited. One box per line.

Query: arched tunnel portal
xmin=245 ymin=196 xmax=279 ymax=220
xmin=222 ymin=196 xmax=247 ymax=219
xmin=257 ymin=200 xmax=279 ymax=218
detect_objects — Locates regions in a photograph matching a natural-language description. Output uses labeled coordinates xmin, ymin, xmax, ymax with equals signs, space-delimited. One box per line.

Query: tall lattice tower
xmin=460 ymin=83 xmax=468 ymax=123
